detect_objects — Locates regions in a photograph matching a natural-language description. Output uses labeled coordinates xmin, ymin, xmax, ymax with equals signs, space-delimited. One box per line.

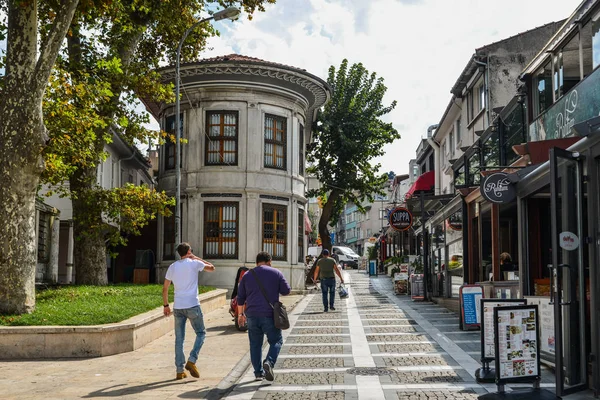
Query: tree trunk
xmin=0 ymin=3 xmax=46 ymax=314
xmin=306 ymin=190 xmax=341 ymax=283
xmin=70 ymin=167 xmax=109 ymax=285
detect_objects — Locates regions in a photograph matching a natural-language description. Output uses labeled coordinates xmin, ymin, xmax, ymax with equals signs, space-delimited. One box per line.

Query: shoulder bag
xmin=250 ymin=269 xmax=290 ymax=330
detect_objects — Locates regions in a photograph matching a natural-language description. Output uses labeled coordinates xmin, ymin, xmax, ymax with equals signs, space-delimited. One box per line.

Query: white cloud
xmin=204 ymin=0 xmax=580 ymax=175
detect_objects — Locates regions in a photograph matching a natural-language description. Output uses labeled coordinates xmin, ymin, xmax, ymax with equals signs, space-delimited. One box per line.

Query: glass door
xmin=550 ymin=147 xmax=588 ymax=396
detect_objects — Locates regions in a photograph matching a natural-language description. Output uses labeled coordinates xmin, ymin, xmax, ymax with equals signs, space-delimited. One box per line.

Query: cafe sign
xmin=529 ymin=65 xmax=600 ymax=141
xmin=446 ymin=211 xmax=462 ymax=231
xmin=481 ymin=172 xmax=516 ymax=204
xmin=388 ymin=207 xmax=413 ymax=231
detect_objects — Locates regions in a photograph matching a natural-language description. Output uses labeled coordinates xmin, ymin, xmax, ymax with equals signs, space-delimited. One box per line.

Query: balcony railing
xmin=529 ymin=65 xmax=600 ymax=141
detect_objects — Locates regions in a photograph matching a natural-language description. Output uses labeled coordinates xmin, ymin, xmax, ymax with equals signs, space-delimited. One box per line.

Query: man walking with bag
xmin=163 ymin=243 xmax=215 ymax=380
xmin=237 ymin=252 xmax=291 ymax=382
xmin=313 ymin=249 xmax=344 ymax=312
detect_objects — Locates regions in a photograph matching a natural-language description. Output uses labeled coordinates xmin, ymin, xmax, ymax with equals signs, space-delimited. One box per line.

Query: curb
xmin=204 ymin=295 xmax=305 ymax=399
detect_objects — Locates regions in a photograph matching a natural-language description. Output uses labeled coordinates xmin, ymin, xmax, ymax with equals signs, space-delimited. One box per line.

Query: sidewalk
xmin=225 ymin=270 xmax=490 ymax=400
xmin=0 ymin=294 xmax=303 ymax=400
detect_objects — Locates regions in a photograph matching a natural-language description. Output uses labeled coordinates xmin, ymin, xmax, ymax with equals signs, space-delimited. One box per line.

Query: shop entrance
xmin=549 ymin=148 xmax=589 ymax=396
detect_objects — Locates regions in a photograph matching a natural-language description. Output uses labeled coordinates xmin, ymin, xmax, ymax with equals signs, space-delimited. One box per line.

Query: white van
xmin=307 ymin=246 xmax=360 ymax=269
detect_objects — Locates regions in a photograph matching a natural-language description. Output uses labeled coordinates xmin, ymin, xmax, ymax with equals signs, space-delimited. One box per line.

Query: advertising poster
xmin=480 ymin=299 xmax=527 ymax=360
xmin=494 ymin=305 xmax=541 ymax=384
xmin=411 ymin=274 xmax=424 ymax=300
xmin=524 ymin=296 xmax=555 ymax=365
xmin=460 ymin=285 xmax=483 ymax=329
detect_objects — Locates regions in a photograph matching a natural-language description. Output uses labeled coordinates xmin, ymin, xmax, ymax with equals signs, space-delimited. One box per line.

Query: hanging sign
xmin=559 ymin=231 xmax=579 ymax=251
xmin=481 ymin=172 xmax=516 ymax=204
xmin=446 ymin=211 xmax=463 ymax=231
xmin=480 ymin=299 xmax=527 ymax=361
xmin=459 ymin=285 xmax=484 ymax=330
xmin=494 ymin=305 xmax=541 ymax=384
xmin=389 ymin=207 xmax=413 ymax=231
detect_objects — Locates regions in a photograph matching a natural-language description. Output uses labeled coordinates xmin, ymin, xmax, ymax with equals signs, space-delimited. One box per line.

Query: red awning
xmin=405 ymin=171 xmax=435 ymax=200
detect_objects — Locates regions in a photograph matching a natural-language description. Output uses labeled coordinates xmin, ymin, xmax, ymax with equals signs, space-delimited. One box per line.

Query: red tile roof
xmin=196 ymin=53 xmax=307 ymax=71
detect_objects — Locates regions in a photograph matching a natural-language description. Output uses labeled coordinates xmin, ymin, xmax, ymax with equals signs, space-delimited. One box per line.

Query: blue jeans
xmin=321 ymin=277 xmax=336 ymax=310
xmin=246 ymin=316 xmax=283 ymax=377
xmin=173 ymin=306 xmax=206 ymax=373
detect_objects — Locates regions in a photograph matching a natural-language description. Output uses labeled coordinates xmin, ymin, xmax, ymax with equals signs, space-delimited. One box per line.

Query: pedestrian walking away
xmin=313 ymin=249 xmax=344 ymax=312
xmin=162 ymin=242 xmax=215 ymax=380
xmin=236 ymin=251 xmax=291 ymax=382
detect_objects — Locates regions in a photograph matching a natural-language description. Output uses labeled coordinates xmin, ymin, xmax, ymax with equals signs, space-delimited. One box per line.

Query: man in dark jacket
xmin=313 ymin=249 xmax=344 ymax=312
xmin=237 ymin=252 xmax=291 ymax=382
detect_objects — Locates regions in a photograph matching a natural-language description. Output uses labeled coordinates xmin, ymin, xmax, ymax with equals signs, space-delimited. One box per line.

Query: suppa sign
xmin=389 ymin=207 xmax=413 ymax=231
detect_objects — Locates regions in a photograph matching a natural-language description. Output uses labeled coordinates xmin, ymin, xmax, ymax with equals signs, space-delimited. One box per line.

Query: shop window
xmin=299 ymin=124 xmax=305 ymax=176
xmin=262 ymin=204 xmax=287 ymax=261
xmin=533 ymin=61 xmax=553 ymax=118
xmin=298 ymin=211 xmax=304 ymax=263
xmin=204 ymin=202 xmax=239 ymax=259
xmin=205 ymin=111 xmax=238 ymax=166
xmin=481 ymin=132 xmax=499 ymax=168
xmin=454 ymin=164 xmax=466 ymax=187
xmin=593 ymin=15 xmax=600 ymax=70
xmin=164 ymin=114 xmax=183 ymax=171
xmin=467 ymin=152 xmax=481 ymax=186
xmin=554 ymin=33 xmax=581 ymax=100
xmin=580 ymin=19 xmax=595 ymax=75
xmin=163 ymin=208 xmax=175 ymax=260
xmin=264 ymin=114 xmax=287 ymax=170
xmin=37 ymin=213 xmax=51 ymax=263
xmin=503 ymin=102 xmax=526 ymax=165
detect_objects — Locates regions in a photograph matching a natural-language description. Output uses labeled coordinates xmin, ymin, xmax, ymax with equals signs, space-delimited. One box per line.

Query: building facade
xmin=143 ymin=54 xmax=331 ymax=291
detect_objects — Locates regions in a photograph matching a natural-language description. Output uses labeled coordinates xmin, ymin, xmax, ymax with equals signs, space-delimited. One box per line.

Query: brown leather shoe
xmin=176 ymin=372 xmax=187 ymax=380
xmin=185 ymin=361 xmax=200 ymax=378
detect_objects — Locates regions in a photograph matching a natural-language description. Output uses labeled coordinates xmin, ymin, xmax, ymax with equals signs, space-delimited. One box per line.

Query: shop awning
xmin=405 ymin=171 xmax=435 ymax=199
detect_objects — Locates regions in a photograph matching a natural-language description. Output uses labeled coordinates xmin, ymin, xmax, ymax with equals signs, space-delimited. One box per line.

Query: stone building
xmin=143 ymin=54 xmax=331 ymax=291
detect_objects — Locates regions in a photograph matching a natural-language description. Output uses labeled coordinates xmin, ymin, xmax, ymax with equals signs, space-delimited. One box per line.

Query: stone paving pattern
xmin=285 ymin=345 xmax=346 ymax=354
xmin=264 ymin=392 xmax=345 ymax=400
xmin=376 ymin=343 xmax=441 ymax=353
xmin=286 ymin=335 xmax=347 ymax=344
xmin=386 ymin=370 xmax=464 ymax=383
xmin=396 ymin=390 xmax=480 ymax=399
xmin=366 ymin=334 xmax=429 ymax=342
xmin=280 ymin=357 xmax=346 ymax=369
xmin=380 ymin=355 xmax=451 ymax=366
xmin=368 ymin=326 xmax=419 ymax=333
xmin=274 ymin=372 xmax=346 ymax=385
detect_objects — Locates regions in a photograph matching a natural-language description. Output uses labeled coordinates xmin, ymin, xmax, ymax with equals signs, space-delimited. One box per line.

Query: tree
xmin=0 ymin=0 xmax=80 ymax=314
xmin=306 ymin=59 xmax=400 ymax=254
xmin=41 ymin=0 xmax=275 ymax=285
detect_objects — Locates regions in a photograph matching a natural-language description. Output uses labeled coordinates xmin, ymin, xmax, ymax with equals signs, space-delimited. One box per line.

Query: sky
xmin=0 ymin=1 xmax=581 ymax=174
xmin=197 ymin=0 xmax=580 ymax=175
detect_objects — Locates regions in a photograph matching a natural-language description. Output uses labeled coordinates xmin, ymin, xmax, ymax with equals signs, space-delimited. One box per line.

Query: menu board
xmin=411 ymin=274 xmax=424 ymax=300
xmin=460 ymin=285 xmax=483 ymax=329
xmin=494 ymin=305 xmax=541 ymax=384
xmin=480 ymin=299 xmax=527 ymax=361
xmin=524 ymin=296 xmax=555 ymax=365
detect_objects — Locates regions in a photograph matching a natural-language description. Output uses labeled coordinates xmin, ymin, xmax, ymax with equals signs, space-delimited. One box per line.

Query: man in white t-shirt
xmin=162 ymin=242 xmax=215 ymax=380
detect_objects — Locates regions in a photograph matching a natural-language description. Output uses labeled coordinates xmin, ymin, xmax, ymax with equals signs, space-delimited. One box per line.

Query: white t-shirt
xmin=165 ymin=258 xmax=206 ymax=309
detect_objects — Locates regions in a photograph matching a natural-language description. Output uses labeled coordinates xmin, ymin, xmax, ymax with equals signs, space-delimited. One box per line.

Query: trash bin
xmin=369 ymin=260 xmax=376 ymax=276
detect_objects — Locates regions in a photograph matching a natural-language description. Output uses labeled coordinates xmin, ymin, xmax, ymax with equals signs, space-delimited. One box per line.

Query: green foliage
xmin=307 ymin=59 xmax=400 ymax=227
xmin=385 ymin=256 xmax=404 ymax=266
xmin=0 ymin=284 xmax=215 ymax=326
xmin=411 ymin=257 xmax=423 ymax=274
xmin=39 ymin=0 xmax=274 ymax=277
xmin=367 ymin=245 xmax=377 ymax=260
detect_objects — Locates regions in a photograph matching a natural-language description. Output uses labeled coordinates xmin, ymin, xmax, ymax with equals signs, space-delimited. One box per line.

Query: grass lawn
xmin=0 ymin=284 xmax=215 ymax=326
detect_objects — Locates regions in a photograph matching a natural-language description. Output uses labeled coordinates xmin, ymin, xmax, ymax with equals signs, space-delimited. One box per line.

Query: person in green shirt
xmin=313 ymin=249 xmax=344 ymax=312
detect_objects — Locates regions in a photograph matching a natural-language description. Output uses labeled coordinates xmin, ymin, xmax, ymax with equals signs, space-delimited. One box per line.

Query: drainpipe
xmin=473 ymin=56 xmax=490 ymax=127
xmin=426 ymin=124 xmax=440 ymax=195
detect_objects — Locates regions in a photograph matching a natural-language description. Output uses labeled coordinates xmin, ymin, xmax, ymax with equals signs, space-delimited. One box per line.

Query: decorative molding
xmin=162 ymin=64 xmax=329 ymax=121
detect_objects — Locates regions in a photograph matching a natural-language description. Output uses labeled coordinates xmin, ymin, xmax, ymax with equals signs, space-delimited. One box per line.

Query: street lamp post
xmin=174 ymin=7 xmax=241 ymax=251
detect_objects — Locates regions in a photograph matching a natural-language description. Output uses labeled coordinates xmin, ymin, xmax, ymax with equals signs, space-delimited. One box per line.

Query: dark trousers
xmin=321 ymin=277 xmax=336 ymax=310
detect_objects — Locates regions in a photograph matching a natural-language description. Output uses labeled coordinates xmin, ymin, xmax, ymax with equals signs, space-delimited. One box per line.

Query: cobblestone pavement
xmin=225 ymin=271 xmax=495 ymax=400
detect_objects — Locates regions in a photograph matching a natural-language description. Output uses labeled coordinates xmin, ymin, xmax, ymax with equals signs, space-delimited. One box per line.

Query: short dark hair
xmin=177 ymin=242 xmax=191 ymax=257
xmin=256 ymin=251 xmax=272 ymax=264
